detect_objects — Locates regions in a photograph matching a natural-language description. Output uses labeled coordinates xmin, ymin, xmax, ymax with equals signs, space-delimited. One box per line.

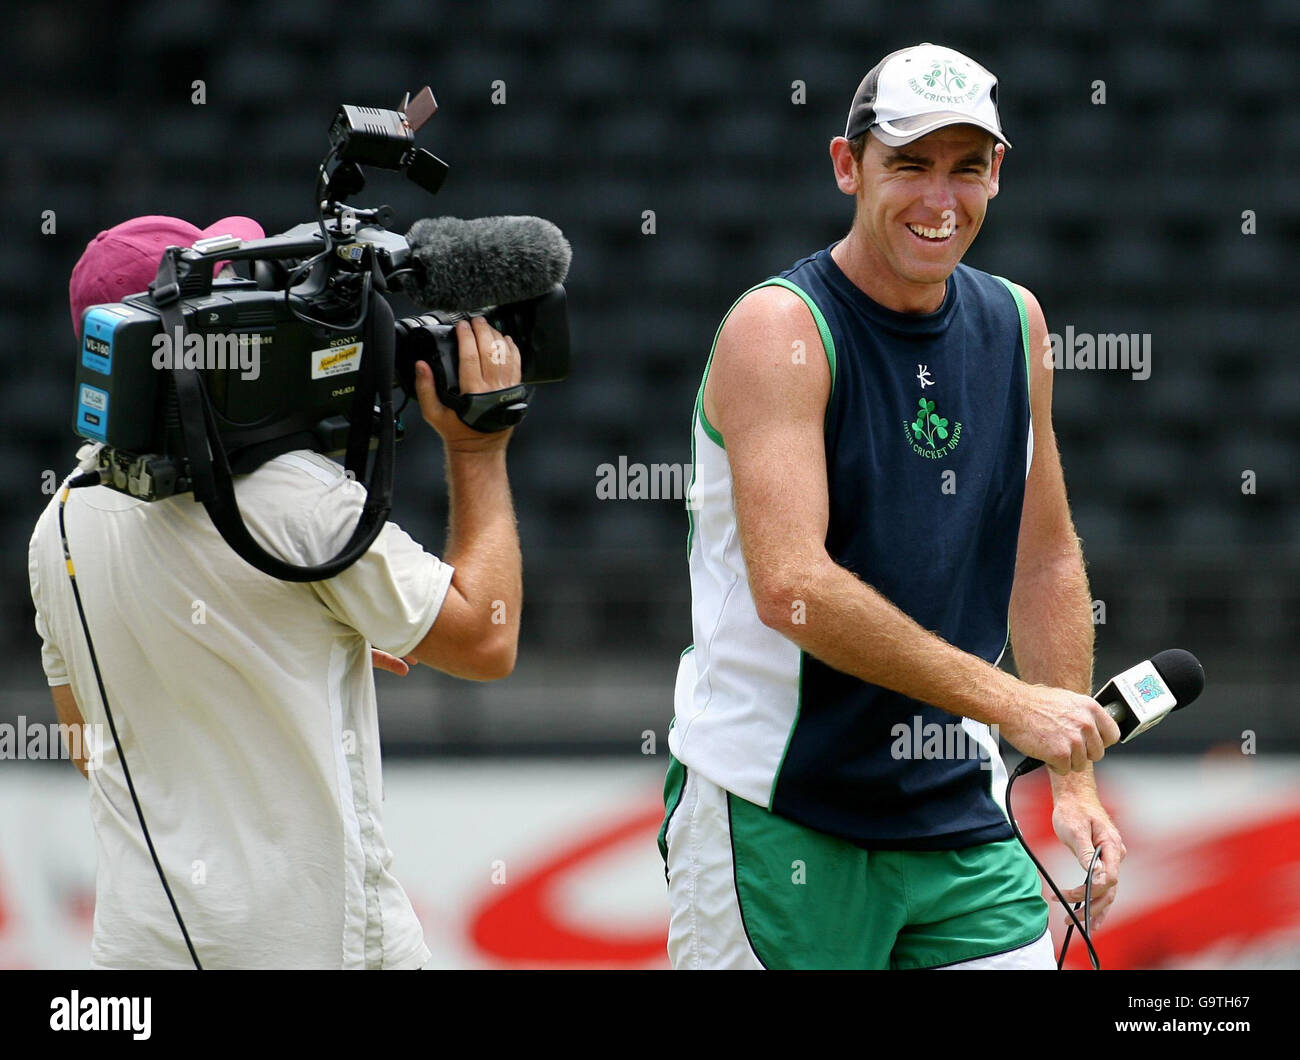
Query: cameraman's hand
xmin=371 ymin=648 xmax=418 ymax=676
xmin=415 ymin=316 xmax=521 ymax=451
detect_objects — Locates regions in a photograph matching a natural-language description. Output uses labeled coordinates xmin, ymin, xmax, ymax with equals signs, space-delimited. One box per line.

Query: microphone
xmin=399 ymin=215 xmax=572 ymax=312
xmin=391 ymin=215 xmax=572 ymax=432
xmin=1015 ymin=648 xmax=1205 ymax=776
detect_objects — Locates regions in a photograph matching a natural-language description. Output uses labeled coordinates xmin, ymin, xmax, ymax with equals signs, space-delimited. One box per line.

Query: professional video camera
xmin=69 ymin=87 xmax=571 ymax=582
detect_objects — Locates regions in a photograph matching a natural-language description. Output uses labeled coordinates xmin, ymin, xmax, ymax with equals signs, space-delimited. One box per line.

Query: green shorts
xmin=661 ymin=757 xmax=1050 ymax=970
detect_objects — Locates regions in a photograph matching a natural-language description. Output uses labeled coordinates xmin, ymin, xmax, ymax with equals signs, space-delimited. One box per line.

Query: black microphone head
xmin=1150 ymin=648 xmax=1204 ymax=711
xmin=401 ymin=215 xmax=571 ymax=312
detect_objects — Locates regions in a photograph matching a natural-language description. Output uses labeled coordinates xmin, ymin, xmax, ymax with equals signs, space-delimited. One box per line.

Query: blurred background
xmin=1 ymin=0 xmax=1297 ymax=968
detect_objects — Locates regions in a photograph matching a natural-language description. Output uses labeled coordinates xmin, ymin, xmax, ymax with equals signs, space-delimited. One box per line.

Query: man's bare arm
xmin=704 ymin=286 xmax=1117 ymax=774
xmin=51 ymin=685 xmax=89 ymax=779
xmin=1006 ymin=284 xmax=1128 ymax=917
xmin=414 ymin=445 xmax=521 ymax=680
xmin=408 ymin=318 xmax=522 ymax=681
xmin=1007 ymin=284 xmax=1097 ymax=786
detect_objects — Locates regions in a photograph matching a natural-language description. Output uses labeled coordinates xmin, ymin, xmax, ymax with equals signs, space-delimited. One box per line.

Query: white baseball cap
xmin=844 ymin=43 xmax=1010 ymax=150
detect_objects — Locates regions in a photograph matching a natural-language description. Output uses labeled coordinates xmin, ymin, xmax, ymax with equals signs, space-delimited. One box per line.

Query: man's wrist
xmin=1050 ymin=763 xmax=1099 ymax=800
xmin=442 ymin=435 xmax=510 ymax=458
xmin=957 ymin=663 xmax=1019 ymax=727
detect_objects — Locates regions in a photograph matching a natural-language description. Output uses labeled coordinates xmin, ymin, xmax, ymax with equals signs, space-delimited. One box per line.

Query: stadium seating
xmin=4 ymin=0 xmax=1294 ymax=752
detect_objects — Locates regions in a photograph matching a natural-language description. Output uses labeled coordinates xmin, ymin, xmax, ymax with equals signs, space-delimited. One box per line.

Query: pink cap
xmin=69 ymin=214 xmax=265 ymax=337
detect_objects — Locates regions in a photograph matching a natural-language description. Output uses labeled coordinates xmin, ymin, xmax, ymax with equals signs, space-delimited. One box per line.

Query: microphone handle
xmin=1013 ymin=700 xmax=1124 ymax=777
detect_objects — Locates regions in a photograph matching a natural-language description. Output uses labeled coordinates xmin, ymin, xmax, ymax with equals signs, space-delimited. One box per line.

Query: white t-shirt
xmin=27 ymin=445 xmax=452 ymax=969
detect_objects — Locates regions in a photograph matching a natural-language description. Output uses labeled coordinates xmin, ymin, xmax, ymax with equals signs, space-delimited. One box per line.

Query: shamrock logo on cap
xmin=921 ymin=59 xmax=970 ymax=95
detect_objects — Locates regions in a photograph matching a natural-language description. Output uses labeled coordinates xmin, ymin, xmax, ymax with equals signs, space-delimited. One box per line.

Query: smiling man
xmin=659 ymin=43 xmax=1126 ymax=970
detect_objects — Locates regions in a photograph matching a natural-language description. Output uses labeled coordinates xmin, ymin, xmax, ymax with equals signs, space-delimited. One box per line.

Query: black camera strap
xmin=342 ymin=297 xmax=380 ymax=478
xmin=150 ymin=248 xmax=395 ymax=583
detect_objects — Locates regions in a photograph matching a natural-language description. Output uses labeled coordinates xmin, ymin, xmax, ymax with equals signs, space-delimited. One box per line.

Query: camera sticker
xmin=311 ymin=341 xmax=363 ymax=380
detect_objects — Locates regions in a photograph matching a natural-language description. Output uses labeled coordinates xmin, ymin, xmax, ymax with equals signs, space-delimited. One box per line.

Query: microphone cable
xmin=58 ymin=473 xmax=203 ymax=969
xmin=1005 ymin=757 xmax=1102 ymax=970
xmin=1056 ymin=846 xmax=1101 ymax=970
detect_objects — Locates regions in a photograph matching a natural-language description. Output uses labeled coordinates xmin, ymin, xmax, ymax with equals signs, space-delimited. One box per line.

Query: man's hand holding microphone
xmin=997 ymin=683 xmax=1122 ymax=775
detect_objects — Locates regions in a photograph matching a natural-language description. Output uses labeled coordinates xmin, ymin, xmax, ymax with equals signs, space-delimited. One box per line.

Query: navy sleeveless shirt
xmin=771 ymin=245 xmax=1031 ymax=849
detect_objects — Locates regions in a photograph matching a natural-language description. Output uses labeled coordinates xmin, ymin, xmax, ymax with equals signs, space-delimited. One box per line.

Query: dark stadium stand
xmin=3 ymin=0 xmax=1296 ymax=753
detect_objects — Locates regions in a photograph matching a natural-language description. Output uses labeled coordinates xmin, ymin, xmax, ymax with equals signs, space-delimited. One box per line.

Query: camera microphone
xmin=392 ymin=216 xmax=572 ymax=433
xmin=1014 ymin=648 xmax=1205 ymax=776
xmin=400 ymin=215 xmax=572 ymax=312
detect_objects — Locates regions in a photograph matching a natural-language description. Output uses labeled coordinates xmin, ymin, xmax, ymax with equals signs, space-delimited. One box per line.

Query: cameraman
xmin=28 ymin=215 xmax=523 ymax=969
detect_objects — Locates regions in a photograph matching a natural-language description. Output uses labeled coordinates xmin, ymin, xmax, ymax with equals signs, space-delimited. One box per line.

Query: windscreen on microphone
xmin=1150 ymin=648 xmax=1204 ymax=711
xmin=401 ymin=215 xmax=572 ymax=312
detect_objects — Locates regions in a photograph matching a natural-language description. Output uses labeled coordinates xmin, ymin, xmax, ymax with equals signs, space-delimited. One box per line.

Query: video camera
xmin=69 ymin=87 xmax=570 ymax=582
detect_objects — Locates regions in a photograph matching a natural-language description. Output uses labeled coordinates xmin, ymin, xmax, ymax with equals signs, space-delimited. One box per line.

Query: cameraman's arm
xmin=30 ymin=535 xmax=89 ymax=777
xmin=408 ymin=317 xmax=522 ymax=681
xmin=50 ymin=686 xmax=89 ymax=779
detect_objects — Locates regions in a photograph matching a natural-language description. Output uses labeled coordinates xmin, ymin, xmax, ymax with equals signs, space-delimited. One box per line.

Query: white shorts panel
xmin=664 ymin=767 xmax=763 ymax=970
xmin=937 ymin=928 xmax=1055 ymax=970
